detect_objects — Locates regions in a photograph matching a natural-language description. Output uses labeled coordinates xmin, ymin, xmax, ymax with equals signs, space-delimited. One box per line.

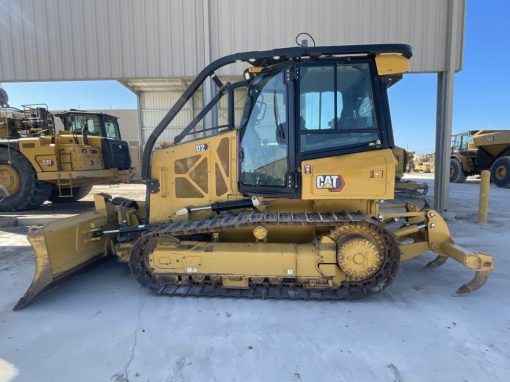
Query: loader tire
xmin=491 ymin=156 xmax=510 ymax=188
xmin=0 ymin=148 xmax=52 ymax=212
xmin=450 ymin=158 xmax=467 ymax=183
xmin=49 ymin=184 xmax=94 ymax=203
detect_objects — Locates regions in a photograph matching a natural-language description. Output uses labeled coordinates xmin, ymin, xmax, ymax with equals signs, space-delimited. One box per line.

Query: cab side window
xmin=452 ymin=136 xmax=461 ymax=150
xmin=66 ymin=115 xmax=101 ymax=136
xmin=461 ymin=134 xmax=473 ymax=150
xmin=104 ymin=118 xmax=120 ymax=139
xmin=299 ymin=62 xmax=380 ymax=153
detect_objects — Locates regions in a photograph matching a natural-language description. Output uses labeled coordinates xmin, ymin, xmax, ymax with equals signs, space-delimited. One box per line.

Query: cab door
xmin=101 ymin=116 xmax=131 ymax=170
xmin=238 ymin=67 xmax=299 ymax=197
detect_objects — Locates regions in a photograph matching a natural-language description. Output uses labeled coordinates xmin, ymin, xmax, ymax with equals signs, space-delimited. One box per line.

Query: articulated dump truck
xmin=450 ymin=130 xmax=510 ymax=187
xmin=14 ymin=44 xmax=494 ymax=310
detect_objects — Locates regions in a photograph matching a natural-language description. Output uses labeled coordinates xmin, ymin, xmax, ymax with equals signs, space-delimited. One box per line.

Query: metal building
xmin=0 ymin=0 xmax=465 ymax=211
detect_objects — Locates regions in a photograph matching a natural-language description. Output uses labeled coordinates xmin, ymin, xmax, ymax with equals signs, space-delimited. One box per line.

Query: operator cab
xmin=58 ymin=111 xmax=131 ymax=170
xmin=239 ymin=57 xmax=396 ymax=197
xmin=142 ymin=45 xmax=411 ymax=202
xmin=451 ymin=130 xmax=478 ymax=153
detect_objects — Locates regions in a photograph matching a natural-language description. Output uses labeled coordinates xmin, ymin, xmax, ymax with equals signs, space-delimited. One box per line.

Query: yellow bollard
xmin=478 ymin=170 xmax=490 ymax=224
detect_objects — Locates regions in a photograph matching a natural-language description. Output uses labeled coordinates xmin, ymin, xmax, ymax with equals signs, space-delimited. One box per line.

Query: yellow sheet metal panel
xmin=59 ymin=145 xmax=104 ymax=171
xmin=301 ymin=149 xmax=395 ymax=200
xmin=18 ymin=138 xmax=57 ymax=172
xmin=149 ymin=130 xmax=239 ymax=223
xmin=473 ymin=130 xmax=510 ymax=156
xmin=151 ymin=241 xmax=300 ymax=277
xmin=375 ymin=55 xmax=410 ymax=76
xmin=36 ymin=169 xmax=121 ymax=184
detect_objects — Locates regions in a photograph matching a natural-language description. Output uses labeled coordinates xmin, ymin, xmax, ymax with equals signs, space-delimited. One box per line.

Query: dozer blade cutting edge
xmin=14 ymin=196 xmax=114 ymax=310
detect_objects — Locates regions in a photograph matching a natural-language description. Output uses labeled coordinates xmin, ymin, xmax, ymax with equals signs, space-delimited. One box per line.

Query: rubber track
xmin=129 ymin=211 xmax=401 ymax=300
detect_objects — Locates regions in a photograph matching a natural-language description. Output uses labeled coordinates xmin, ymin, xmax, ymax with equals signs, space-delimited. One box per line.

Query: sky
xmin=388 ymin=0 xmax=510 ymax=153
xmin=2 ymin=0 xmax=509 ymax=154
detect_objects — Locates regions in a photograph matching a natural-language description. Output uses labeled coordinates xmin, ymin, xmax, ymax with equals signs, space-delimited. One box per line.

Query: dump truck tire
xmin=0 ymin=148 xmax=52 ymax=211
xmin=491 ymin=156 xmax=510 ymax=188
xmin=450 ymin=158 xmax=467 ymax=183
xmin=49 ymin=184 xmax=94 ymax=203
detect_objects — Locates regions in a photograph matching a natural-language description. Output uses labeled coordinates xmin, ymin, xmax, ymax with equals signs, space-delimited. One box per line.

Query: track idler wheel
xmin=129 ymin=229 xmax=181 ymax=292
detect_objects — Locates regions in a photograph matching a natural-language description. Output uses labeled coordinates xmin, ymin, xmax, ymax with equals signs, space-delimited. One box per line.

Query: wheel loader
xmin=450 ymin=130 xmax=510 ymax=187
xmin=13 ymin=44 xmax=494 ymax=310
xmin=0 ymin=102 xmax=133 ymax=211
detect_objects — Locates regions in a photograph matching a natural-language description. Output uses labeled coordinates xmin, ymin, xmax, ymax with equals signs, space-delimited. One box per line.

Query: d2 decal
xmin=316 ymin=175 xmax=345 ymax=192
xmin=195 ymin=143 xmax=209 ymax=152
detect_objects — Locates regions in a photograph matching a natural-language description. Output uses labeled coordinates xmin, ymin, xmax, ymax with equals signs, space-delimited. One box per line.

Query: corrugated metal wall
xmin=0 ymin=0 xmax=465 ymax=172
xmin=139 ymin=91 xmax=196 ymax=145
xmin=210 ymin=0 xmax=464 ymax=74
xmin=137 ymin=87 xmax=246 ymax=148
xmin=0 ymin=0 xmax=205 ymax=81
xmin=0 ymin=0 xmax=464 ymax=82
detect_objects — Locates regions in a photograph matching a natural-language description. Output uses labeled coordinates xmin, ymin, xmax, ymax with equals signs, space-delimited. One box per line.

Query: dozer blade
xmin=14 ymin=208 xmax=113 ymax=310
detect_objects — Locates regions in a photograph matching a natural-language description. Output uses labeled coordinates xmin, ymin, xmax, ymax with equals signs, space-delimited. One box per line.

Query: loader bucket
xmin=14 ymin=195 xmax=116 ymax=310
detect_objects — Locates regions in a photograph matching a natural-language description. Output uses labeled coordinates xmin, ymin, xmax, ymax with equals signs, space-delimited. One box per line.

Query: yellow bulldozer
xmin=450 ymin=130 xmax=510 ymax=187
xmin=0 ymin=100 xmax=133 ymax=211
xmin=14 ymin=44 xmax=493 ymax=310
xmin=416 ymin=153 xmax=435 ymax=174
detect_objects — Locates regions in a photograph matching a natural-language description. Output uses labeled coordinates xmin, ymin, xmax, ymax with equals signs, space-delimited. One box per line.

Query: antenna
xmin=295 ymin=32 xmax=316 ymax=48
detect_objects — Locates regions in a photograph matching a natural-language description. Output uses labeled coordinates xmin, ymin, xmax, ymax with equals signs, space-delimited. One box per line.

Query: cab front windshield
xmin=240 ymin=70 xmax=288 ymax=187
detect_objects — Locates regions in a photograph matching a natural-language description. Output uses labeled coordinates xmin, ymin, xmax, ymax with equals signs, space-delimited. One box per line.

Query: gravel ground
xmin=0 ymin=176 xmax=509 ymax=382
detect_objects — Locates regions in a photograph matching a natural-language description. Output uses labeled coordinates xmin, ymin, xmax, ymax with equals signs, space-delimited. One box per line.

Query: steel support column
xmin=136 ymin=91 xmax=144 ymax=176
xmin=434 ymin=71 xmax=454 ymax=212
xmin=433 ymin=0 xmax=464 ymax=212
xmin=200 ymin=0 xmax=218 ymax=133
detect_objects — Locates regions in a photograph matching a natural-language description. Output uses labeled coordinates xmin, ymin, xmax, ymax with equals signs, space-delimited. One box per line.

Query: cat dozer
xmin=14 ymin=44 xmax=493 ymax=310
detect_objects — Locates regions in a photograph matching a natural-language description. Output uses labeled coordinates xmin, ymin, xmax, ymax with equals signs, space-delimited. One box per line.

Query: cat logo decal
xmin=316 ymin=175 xmax=345 ymax=192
